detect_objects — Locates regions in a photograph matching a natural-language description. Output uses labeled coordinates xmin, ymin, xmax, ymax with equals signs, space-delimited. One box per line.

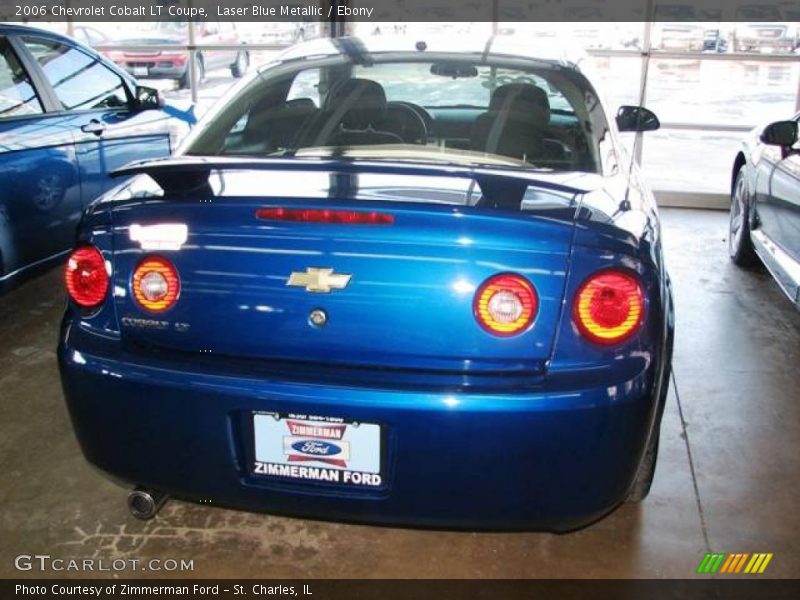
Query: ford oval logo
xmin=292 ymin=440 xmax=342 ymax=456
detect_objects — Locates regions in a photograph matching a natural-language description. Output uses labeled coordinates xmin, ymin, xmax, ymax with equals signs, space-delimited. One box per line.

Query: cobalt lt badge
xmin=287 ymin=268 xmax=351 ymax=293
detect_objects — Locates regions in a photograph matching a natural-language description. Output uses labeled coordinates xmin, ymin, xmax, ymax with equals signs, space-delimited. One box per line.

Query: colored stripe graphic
xmin=720 ymin=554 xmax=736 ymax=573
xmin=759 ymin=554 xmax=774 ymax=573
xmin=698 ymin=553 xmax=773 ymax=575
xmin=697 ymin=553 xmax=726 ymax=574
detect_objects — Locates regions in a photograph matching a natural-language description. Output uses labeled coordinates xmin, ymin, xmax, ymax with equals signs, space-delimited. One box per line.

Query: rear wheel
xmin=628 ymin=355 xmax=672 ymax=503
xmin=627 ymin=429 xmax=659 ymax=502
xmin=729 ymin=169 xmax=758 ymax=267
xmin=31 ymin=172 xmax=66 ymax=211
xmin=179 ymin=54 xmax=204 ymax=89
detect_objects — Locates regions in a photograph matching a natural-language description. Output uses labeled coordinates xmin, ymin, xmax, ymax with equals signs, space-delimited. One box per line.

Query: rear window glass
xmin=184 ymin=57 xmax=612 ymax=174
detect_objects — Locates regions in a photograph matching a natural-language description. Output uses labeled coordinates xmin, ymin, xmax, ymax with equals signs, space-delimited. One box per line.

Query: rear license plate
xmin=252 ymin=412 xmax=383 ymax=488
xmin=132 ymin=66 xmax=149 ymax=77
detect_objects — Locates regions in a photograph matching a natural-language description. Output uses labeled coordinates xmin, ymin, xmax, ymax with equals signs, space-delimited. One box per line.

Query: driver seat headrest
xmin=325 ymin=78 xmax=389 ymax=129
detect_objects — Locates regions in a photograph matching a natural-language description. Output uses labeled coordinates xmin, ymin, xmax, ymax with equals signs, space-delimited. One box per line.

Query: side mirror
xmin=135 ymin=85 xmax=164 ymax=110
xmin=760 ymin=120 xmax=798 ymax=149
xmin=616 ymin=105 xmax=660 ymax=133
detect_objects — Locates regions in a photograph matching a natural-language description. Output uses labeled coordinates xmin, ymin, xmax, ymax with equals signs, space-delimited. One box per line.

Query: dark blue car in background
xmin=0 ymin=24 xmax=184 ymax=290
xmin=58 ymin=36 xmax=674 ymax=531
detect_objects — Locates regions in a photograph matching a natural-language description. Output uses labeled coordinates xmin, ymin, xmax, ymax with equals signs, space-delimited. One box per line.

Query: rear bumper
xmin=58 ymin=323 xmax=665 ymax=531
xmin=118 ymin=62 xmax=186 ymax=80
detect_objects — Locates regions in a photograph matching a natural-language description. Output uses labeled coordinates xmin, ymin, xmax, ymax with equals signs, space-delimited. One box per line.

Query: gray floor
xmin=1 ymin=208 xmax=798 ymax=579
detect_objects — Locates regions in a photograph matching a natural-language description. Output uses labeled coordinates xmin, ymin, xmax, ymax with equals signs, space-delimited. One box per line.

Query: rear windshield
xmin=184 ymin=56 xmax=612 ymax=174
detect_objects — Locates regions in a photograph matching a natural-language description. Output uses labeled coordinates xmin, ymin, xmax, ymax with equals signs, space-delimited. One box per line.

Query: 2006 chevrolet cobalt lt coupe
xmin=58 ymin=36 xmax=674 ymax=531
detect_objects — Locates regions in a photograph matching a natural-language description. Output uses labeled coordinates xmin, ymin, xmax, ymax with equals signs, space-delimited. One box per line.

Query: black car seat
xmin=470 ymin=83 xmax=554 ymax=162
xmin=241 ymin=97 xmax=318 ymax=153
xmin=302 ymin=78 xmax=403 ymax=147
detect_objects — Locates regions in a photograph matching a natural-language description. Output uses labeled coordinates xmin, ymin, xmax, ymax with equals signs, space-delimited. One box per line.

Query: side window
xmin=21 ymin=37 xmax=129 ymax=112
xmin=287 ymin=68 xmax=321 ymax=107
xmin=0 ymin=37 xmax=43 ymax=118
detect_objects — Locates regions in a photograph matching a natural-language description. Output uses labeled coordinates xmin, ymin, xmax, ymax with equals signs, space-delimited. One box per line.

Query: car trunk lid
xmin=109 ymin=162 xmax=583 ymax=375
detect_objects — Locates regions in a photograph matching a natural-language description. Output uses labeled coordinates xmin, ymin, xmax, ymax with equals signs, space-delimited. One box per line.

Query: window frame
xmin=9 ymin=33 xmax=136 ymax=116
xmin=0 ymin=34 xmax=47 ymax=122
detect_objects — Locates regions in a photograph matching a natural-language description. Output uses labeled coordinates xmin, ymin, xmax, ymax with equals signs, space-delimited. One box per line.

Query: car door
xmin=17 ymin=35 xmax=172 ymax=206
xmin=766 ymin=115 xmax=800 ymax=263
xmin=753 ymin=124 xmax=784 ymax=243
xmin=752 ymin=114 xmax=800 ymax=259
xmin=0 ymin=34 xmax=81 ymax=282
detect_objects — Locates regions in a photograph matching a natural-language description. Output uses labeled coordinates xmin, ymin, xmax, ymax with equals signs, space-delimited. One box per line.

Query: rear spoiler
xmin=111 ymin=157 xmax=592 ymax=209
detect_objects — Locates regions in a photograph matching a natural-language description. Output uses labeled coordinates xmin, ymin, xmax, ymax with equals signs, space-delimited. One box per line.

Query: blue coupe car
xmin=0 ymin=24 xmax=184 ymax=290
xmin=58 ymin=36 xmax=674 ymax=530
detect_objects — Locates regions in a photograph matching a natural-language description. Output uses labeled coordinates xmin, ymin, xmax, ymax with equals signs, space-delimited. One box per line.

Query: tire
xmin=179 ymin=54 xmax=204 ymax=89
xmin=230 ymin=51 xmax=248 ymax=78
xmin=729 ymin=168 xmax=758 ymax=267
xmin=628 ymin=342 xmax=672 ymax=503
xmin=627 ymin=429 xmax=659 ymax=502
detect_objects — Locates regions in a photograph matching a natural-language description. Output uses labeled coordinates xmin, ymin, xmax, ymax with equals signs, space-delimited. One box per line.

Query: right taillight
xmin=132 ymin=256 xmax=180 ymax=312
xmin=65 ymin=245 xmax=109 ymax=309
xmin=573 ymin=270 xmax=644 ymax=345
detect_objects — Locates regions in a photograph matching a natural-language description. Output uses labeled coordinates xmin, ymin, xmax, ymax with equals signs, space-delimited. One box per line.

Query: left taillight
xmin=65 ymin=246 xmax=109 ymax=309
xmin=132 ymin=256 xmax=180 ymax=312
xmin=474 ymin=273 xmax=538 ymax=336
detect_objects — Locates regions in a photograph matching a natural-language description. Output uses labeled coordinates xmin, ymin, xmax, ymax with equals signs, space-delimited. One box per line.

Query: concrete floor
xmin=1 ymin=208 xmax=798 ymax=579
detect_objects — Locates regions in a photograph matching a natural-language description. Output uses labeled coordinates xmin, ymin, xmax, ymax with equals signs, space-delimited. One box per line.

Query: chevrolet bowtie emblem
xmin=286 ymin=268 xmax=352 ymax=293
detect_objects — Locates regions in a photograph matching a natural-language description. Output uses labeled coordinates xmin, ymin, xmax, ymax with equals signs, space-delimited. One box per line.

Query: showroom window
xmin=22 ymin=37 xmax=130 ymax=111
xmin=0 ymin=38 xmax=43 ymax=118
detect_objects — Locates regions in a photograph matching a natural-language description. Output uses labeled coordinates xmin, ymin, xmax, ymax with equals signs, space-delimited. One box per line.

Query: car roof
xmin=0 ymin=22 xmax=79 ymax=44
xmin=271 ymin=35 xmax=588 ymax=70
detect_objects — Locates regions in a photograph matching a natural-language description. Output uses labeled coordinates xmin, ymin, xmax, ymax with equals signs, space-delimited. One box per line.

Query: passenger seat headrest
xmin=489 ymin=83 xmax=551 ymax=127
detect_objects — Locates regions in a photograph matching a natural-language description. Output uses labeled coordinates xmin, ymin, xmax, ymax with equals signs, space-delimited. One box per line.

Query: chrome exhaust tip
xmin=127 ymin=486 xmax=168 ymax=520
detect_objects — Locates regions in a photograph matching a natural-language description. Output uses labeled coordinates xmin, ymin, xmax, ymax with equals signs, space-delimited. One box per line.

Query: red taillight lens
xmin=65 ymin=246 xmax=109 ymax=309
xmin=256 ymin=207 xmax=394 ymax=225
xmin=474 ymin=274 xmax=538 ymax=336
xmin=132 ymin=256 xmax=180 ymax=312
xmin=573 ymin=270 xmax=644 ymax=345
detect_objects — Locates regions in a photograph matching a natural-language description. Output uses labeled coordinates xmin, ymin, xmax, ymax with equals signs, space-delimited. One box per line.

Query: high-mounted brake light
xmin=256 ymin=208 xmax=394 ymax=225
xmin=65 ymin=246 xmax=109 ymax=309
xmin=132 ymin=256 xmax=180 ymax=312
xmin=474 ymin=274 xmax=538 ymax=336
xmin=573 ymin=270 xmax=644 ymax=345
